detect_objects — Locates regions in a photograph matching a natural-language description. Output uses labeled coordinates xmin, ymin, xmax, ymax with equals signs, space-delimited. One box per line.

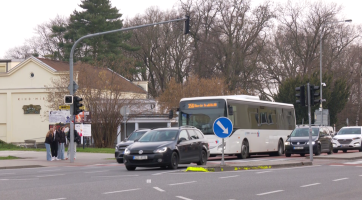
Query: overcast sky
xmin=0 ymin=0 xmax=360 ymax=59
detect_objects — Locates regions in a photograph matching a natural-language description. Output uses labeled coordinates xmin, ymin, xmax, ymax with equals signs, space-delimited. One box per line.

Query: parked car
xmin=284 ymin=126 xmax=333 ymax=157
xmin=115 ymin=129 xmax=151 ymax=163
xmin=123 ymin=127 xmax=210 ymax=171
xmin=332 ymin=126 xmax=362 ymax=153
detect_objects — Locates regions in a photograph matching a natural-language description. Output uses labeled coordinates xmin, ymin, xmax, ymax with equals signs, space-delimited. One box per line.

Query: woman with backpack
xmin=44 ymin=128 xmax=53 ymax=161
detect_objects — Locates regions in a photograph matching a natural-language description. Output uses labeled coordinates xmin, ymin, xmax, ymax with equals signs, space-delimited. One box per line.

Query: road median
xmin=185 ymin=160 xmax=312 ymax=172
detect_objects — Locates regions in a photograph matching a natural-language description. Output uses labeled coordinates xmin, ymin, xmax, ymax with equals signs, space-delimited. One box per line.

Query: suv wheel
xmin=116 ymin=158 xmax=123 ymax=164
xmin=197 ymin=150 xmax=207 ymax=165
xmin=360 ymin=143 xmax=362 ymax=152
xmin=315 ymin=144 xmax=321 ymax=156
xmin=125 ymin=165 xmax=136 ymax=171
xmin=168 ymin=152 xmax=179 ymax=170
xmin=333 ymin=149 xmax=338 ymax=153
xmin=343 ymin=150 xmax=347 ymax=153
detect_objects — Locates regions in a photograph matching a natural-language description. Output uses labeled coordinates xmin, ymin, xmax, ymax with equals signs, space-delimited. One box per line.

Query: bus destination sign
xmin=187 ymin=102 xmax=218 ymax=109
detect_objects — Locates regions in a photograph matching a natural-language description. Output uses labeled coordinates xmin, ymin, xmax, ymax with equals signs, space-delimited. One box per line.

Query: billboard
xmin=49 ymin=110 xmax=91 ymax=124
xmin=75 ymin=111 xmax=92 ymax=123
xmin=75 ymin=123 xmax=91 ymax=137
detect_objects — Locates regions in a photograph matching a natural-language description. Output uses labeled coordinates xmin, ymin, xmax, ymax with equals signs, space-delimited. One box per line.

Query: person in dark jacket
xmin=51 ymin=128 xmax=59 ymax=161
xmin=57 ymin=127 xmax=66 ymax=160
xmin=66 ymin=130 xmax=80 ymax=160
xmin=44 ymin=128 xmax=53 ymax=161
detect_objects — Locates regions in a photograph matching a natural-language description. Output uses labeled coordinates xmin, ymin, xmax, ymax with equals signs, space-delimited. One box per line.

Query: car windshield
xmin=290 ymin=128 xmax=319 ymax=137
xmin=337 ymin=128 xmax=361 ymax=135
xmin=127 ymin=131 xmax=147 ymax=141
xmin=138 ymin=130 xmax=178 ymax=142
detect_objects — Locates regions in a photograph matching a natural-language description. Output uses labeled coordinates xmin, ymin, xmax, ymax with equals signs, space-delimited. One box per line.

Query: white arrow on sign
xmin=216 ymin=120 xmax=228 ymax=134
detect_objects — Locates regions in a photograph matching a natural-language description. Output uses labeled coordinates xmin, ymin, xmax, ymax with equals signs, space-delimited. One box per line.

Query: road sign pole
xmin=221 ymin=138 xmax=225 ymax=166
xmin=307 ymin=83 xmax=313 ymax=162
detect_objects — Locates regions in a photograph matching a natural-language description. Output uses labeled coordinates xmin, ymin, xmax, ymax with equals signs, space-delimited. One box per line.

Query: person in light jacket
xmin=57 ymin=127 xmax=66 ymax=160
xmin=44 ymin=128 xmax=53 ymax=161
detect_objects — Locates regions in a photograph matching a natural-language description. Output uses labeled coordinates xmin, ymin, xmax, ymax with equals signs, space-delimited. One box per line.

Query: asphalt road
xmin=1 ymin=155 xmax=362 ymax=200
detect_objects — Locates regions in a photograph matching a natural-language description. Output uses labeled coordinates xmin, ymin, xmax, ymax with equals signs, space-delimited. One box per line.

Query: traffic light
xmin=64 ymin=95 xmax=73 ymax=105
xmin=73 ymin=96 xmax=84 ymax=115
xmin=295 ymin=85 xmax=305 ymax=106
xmin=183 ymin=15 xmax=190 ymax=34
xmin=310 ymin=85 xmax=320 ymax=106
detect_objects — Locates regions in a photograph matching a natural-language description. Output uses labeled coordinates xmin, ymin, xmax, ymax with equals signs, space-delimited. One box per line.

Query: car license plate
xmin=294 ymin=147 xmax=303 ymax=150
xmin=133 ymin=156 xmax=147 ymax=160
xmin=342 ymin=144 xmax=349 ymax=147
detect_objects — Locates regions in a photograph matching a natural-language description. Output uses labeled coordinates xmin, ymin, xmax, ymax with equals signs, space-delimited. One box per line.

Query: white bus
xmin=178 ymin=95 xmax=296 ymax=158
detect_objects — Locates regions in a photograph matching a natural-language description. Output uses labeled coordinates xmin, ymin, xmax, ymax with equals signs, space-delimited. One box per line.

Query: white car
xmin=332 ymin=126 xmax=362 ymax=153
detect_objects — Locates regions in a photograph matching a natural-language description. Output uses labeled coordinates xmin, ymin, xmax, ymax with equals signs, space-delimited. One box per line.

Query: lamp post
xmin=319 ymin=19 xmax=352 ymax=125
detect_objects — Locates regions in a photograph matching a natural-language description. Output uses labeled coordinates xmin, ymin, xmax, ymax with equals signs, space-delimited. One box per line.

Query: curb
xmin=0 ymin=165 xmax=44 ymax=170
xmin=185 ymin=161 xmax=312 ymax=172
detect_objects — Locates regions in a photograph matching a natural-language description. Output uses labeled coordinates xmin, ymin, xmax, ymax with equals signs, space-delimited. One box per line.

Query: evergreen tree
xmin=53 ymin=0 xmax=136 ymax=64
xmin=274 ymin=72 xmax=350 ymax=125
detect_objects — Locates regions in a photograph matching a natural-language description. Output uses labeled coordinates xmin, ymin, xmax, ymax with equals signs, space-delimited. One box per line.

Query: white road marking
xmin=103 ymin=188 xmax=140 ymax=194
xmin=94 ymin=175 xmax=138 ymax=178
xmin=84 ymin=170 xmax=109 ymax=174
xmin=0 ymin=178 xmax=38 ymax=181
xmin=256 ymin=171 xmax=271 ymax=174
xmin=256 ymin=190 xmax=284 ymax=196
xmin=36 ymin=174 xmax=65 ymax=178
xmin=152 ymin=170 xmax=180 ymax=175
xmin=153 ymin=187 xmax=165 ymax=192
xmin=344 ymin=160 xmax=362 ymax=165
xmin=38 ymin=169 xmax=61 ymax=172
xmin=169 ymin=181 xmax=197 ymax=186
xmin=47 ymin=198 xmax=66 ymax=200
xmin=219 ymin=175 xmax=239 ymax=179
xmin=333 ymin=178 xmax=348 ymax=182
xmin=330 ymin=165 xmax=344 ymax=167
xmin=301 ymin=183 xmax=320 ymax=187
xmin=176 ymin=196 xmax=193 ymax=200
xmin=147 ymin=179 xmax=151 ymax=183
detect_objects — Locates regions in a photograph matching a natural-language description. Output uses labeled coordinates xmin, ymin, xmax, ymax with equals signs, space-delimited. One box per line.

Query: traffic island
xmin=185 ymin=160 xmax=312 ymax=172
xmin=312 ymin=152 xmax=362 ymax=160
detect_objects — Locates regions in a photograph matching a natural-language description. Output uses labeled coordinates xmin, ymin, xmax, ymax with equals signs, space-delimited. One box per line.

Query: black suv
xmin=123 ymin=127 xmax=210 ymax=171
xmin=285 ymin=126 xmax=333 ymax=157
xmin=115 ymin=129 xmax=150 ymax=163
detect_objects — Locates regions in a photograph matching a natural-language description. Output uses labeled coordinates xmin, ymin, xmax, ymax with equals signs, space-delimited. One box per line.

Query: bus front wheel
xmin=240 ymin=141 xmax=249 ymax=159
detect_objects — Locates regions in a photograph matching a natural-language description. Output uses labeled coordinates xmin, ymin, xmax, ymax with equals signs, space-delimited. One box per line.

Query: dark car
xmin=115 ymin=129 xmax=150 ymax=163
xmin=284 ymin=126 xmax=333 ymax=157
xmin=123 ymin=127 xmax=210 ymax=171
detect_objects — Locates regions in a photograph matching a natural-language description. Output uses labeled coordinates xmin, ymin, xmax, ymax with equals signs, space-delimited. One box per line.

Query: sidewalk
xmin=0 ymin=151 xmax=116 ymax=169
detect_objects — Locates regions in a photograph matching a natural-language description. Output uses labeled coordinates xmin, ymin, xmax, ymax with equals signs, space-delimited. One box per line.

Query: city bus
xmin=178 ymin=95 xmax=296 ymax=158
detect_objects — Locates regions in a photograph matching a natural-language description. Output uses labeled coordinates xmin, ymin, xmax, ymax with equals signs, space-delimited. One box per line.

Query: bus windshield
xmin=179 ymin=99 xmax=226 ymax=135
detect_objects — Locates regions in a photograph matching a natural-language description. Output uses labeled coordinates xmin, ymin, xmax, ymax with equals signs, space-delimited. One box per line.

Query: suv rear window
xmin=337 ymin=128 xmax=361 ymax=135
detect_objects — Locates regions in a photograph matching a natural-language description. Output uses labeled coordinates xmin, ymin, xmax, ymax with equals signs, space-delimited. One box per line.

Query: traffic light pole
xmin=307 ymin=83 xmax=313 ymax=162
xmin=68 ymin=16 xmax=189 ymax=163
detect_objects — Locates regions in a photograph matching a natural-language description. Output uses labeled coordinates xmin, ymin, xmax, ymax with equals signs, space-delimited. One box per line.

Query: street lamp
xmin=319 ymin=19 xmax=352 ymax=125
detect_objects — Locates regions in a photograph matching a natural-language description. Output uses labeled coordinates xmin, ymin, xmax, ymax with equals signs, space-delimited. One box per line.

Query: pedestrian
xmin=57 ymin=127 xmax=66 ymax=160
xmin=44 ymin=128 xmax=53 ymax=161
xmin=50 ymin=127 xmax=59 ymax=161
xmin=66 ymin=130 xmax=80 ymax=160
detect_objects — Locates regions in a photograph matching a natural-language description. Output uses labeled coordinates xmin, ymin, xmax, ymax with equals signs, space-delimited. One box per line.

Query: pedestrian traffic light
xmin=73 ymin=96 xmax=84 ymax=115
xmin=310 ymin=85 xmax=320 ymax=106
xmin=295 ymin=85 xmax=305 ymax=106
xmin=184 ymin=15 xmax=190 ymax=34
xmin=64 ymin=95 xmax=73 ymax=105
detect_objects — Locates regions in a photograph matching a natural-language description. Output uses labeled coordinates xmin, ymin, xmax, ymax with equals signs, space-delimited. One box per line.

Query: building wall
xmin=0 ymin=93 xmax=7 ymax=142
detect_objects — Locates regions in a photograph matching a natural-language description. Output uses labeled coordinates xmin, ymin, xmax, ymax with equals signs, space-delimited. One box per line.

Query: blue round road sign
xmin=213 ymin=117 xmax=233 ymax=138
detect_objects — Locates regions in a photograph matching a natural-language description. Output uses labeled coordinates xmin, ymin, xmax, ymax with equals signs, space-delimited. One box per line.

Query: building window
xmin=30 ymin=72 xmax=34 ymax=78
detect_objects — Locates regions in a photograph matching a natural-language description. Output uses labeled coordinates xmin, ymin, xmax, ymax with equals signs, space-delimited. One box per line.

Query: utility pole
xmin=356 ymin=60 xmax=361 ymax=126
xmin=307 ymin=83 xmax=313 ymax=162
xmin=68 ymin=16 xmax=190 ymax=163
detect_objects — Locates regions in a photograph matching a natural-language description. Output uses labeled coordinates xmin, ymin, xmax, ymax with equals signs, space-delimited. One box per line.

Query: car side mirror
xmin=178 ymin=138 xmax=186 ymax=144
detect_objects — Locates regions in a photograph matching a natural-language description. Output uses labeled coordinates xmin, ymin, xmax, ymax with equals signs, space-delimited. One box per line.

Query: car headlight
xmin=285 ymin=142 xmax=290 ymax=145
xmin=115 ymin=146 xmax=118 ymax=150
xmin=352 ymin=137 xmax=361 ymax=140
xmin=307 ymin=141 xmax=315 ymax=145
xmin=124 ymin=148 xmax=130 ymax=155
xmin=153 ymin=147 xmax=168 ymax=153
